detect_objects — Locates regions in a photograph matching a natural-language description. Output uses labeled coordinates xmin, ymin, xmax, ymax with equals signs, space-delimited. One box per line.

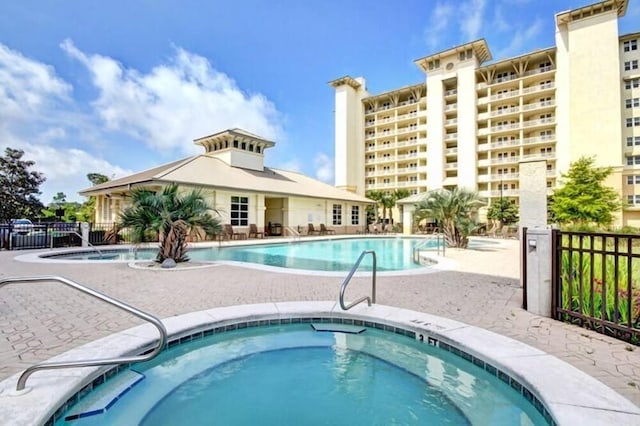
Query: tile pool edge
xmin=0 ymin=302 xmax=637 ymax=426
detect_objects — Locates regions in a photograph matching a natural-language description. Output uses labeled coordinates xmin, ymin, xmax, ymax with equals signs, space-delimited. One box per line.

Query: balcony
xmin=445 ymin=133 xmax=458 ymax=141
xmin=490 ymin=123 xmax=520 ymax=133
xmin=522 ymin=117 xmax=555 ymax=128
xmin=444 ymin=118 xmax=458 ymax=126
xmin=522 ymin=134 xmax=556 ymax=145
xmin=492 ymin=172 xmax=519 ymax=180
xmin=491 ymin=139 xmax=519 ymax=148
xmin=445 ymin=162 xmax=458 ymax=170
xmin=496 ymin=74 xmax=518 ymax=83
xmin=522 ymin=151 xmax=555 ymax=160
xmin=446 ymin=147 xmax=458 ymax=155
xmin=522 ymin=82 xmax=555 ymax=95
xmin=522 ymin=65 xmax=554 ymax=78
xmin=444 ymin=103 xmax=458 ymax=111
xmin=444 ymin=88 xmax=457 ymax=97
xmin=491 ymin=106 xmax=521 ymax=117
xmin=491 ymin=156 xmax=520 ymax=165
xmin=522 ymin=100 xmax=555 ymax=111
xmin=490 ymin=90 xmax=520 ymax=101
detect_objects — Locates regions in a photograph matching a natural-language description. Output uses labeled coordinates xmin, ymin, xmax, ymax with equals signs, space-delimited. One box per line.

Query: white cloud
xmin=461 ymin=0 xmax=487 ymax=41
xmin=0 ymin=43 xmax=71 ymax=121
xmin=61 ymin=39 xmax=285 ymax=156
xmin=0 ymin=43 xmax=131 ymax=203
xmin=495 ymin=18 xmax=544 ymax=59
xmin=313 ymin=153 xmax=333 ymax=183
xmin=424 ymin=3 xmax=454 ymax=49
xmin=19 ymin=143 xmax=132 ymax=203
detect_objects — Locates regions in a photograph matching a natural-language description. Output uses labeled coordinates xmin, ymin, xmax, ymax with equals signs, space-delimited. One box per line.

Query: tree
xmin=414 ymin=188 xmax=482 ymax=248
xmin=487 ymin=198 xmax=519 ymax=227
xmin=87 ymin=173 xmax=109 ymax=186
xmin=549 ymin=157 xmax=621 ymax=227
xmin=118 ymin=184 xmax=222 ymax=264
xmin=365 ymin=190 xmax=385 ymax=223
xmin=0 ymin=148 xmax=45 ymax=222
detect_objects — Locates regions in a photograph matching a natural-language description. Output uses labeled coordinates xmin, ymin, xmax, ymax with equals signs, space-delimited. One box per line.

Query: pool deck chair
xmin=320 ymin=224 xmax=335 ymax=235
xmin=307 ymin=223 xmax=321 ymax=236
xmin=248 ymin=224 xmax=264 ymax=239
xmin=224 ymin=224 xmax=246 ymax=240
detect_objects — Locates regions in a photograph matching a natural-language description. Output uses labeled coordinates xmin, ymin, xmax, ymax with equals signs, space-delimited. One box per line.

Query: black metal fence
xmin=552 ymin=230 xmax=640 ymax=344
xmin=0 ymin=222 xmax=135 ymax=250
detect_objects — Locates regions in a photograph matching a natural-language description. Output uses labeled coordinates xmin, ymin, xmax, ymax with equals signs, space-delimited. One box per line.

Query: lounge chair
xmin=319 ymin=224 xmax=335 ymax=235
xmin=368 ymin=224 xmax=378 ymax=234
xmin=307 ymin=223 xmax=321 ymax=235
xmin=248 ymin=224 xmax=264 ymax=239
xmin=224 ymin=224 xmax=246 ymax=240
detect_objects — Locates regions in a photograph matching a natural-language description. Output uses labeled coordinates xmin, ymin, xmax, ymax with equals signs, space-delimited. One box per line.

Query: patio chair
xmin=248 ymin=224 xmax=264 ymax=239
xmin=320 ymin=224 xmax=335 ymax=235
xmin=368 ymin=224 xmax=378 ymax=234
xmin=224 ymin=224 xmax=246 ymax=240
xmin=307 ymin=223 xmax=321 ymax=235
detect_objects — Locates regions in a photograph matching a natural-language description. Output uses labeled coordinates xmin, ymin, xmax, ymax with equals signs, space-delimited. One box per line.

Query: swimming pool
xmin=55 ymin=323 xmax=546 ymax=425
xmin=37 ymin=237 xmax=445 ymax=272
xmin=2 ymin=303 xmax=637 ymax=425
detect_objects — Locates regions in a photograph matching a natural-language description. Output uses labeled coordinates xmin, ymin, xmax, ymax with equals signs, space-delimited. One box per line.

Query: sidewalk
xmin=0 ymin=239 xmax=638 ymax=406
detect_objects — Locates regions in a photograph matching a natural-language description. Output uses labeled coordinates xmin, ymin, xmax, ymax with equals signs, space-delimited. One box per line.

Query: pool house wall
xmin=92 ymin=187 xmax=369 ymax=237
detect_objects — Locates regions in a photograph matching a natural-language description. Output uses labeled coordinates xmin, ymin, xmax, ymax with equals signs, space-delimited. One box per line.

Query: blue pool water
xmin=55 ymin=324 xmax=548 ymax=425
xmin=46 ymin=237 xmax=444 ymax=271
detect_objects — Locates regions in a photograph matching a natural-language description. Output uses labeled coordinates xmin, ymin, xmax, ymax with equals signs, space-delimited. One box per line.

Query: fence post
xmin=523 ymin=228 xmax=553 ymax=317
xmin=521 ymin=227 xmax=528 ymax=309
xmin=81 ymin=222 xmax=89 ymax=247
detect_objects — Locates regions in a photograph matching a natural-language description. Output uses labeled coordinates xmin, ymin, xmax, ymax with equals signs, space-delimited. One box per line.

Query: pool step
xmin=65 ymin=369 xmax=145 ymax=421
xmin=310 ymin=323 xmax=366 ymax=334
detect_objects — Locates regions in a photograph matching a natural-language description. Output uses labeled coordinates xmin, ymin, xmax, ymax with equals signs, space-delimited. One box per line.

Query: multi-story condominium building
xmin=330 ymin=0 xmax=640 ymax=227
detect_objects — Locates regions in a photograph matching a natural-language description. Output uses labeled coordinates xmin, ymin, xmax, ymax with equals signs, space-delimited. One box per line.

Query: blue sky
xmin=1 ymin=0 xmax=638 ymax=203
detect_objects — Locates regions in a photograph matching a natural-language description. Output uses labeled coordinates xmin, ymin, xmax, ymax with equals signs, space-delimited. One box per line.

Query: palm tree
xmin=365 ymin=190 xmax=385 ymax=223
xmin=119 ymin=184 xmax=222 ymax=264
xmin=414 ymin=188 xmax=482 ymax=248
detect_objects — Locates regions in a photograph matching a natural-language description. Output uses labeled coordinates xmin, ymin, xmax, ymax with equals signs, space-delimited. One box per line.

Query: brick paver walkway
xmin=0 ymin=241 xmax=639 ymax=406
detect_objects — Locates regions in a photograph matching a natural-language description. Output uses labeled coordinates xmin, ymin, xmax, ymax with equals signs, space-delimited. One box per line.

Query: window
xmin=351 ymin=206 xmax=360 ymax=225
xmin=626 ymin=98 xmax=640 ymax=108
xmin=626 ymin=117 xmax=640 ymax=127
xmin=624 ymin=39 xmax=638 ymax=52
xmin=230 ymin=196 xmax=248 ymax=226
xmin=627 ymin=175 xmax=640 ymax=184
xmin=625 ymin=60 xmax=639 ymax=71
xmin=233 ymin=140 xmax=239 ymax=148
xmin=627 ymin=155 xmax=640 ymax=165
xmin=627 ymin=195 xmax=640 ymax=205
xmin=626 ymin=79 xmax=640 ymax=90
xmin=539 ymin=62 xmax=552 ymax=72
xmin=627 ymin=136 xmax=640 ymax=146
xmin=332 ymin=204 xmax=342 ymax=226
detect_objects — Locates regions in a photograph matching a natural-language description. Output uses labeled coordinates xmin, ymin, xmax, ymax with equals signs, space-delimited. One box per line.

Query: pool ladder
xmin=339 ymin=250 xmax=376 ymax=310
xmin=0 ymin=275 xmax=167 ymax=391
xmin=412 ymin=232 xmax=445 ymax=265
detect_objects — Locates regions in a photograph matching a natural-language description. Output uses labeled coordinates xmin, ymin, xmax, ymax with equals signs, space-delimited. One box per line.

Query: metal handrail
xmin=285 ymin=226 xmax=301 ymax=241
xmin=413 ymin=233 xmax=446 ymax=264
xmin=339 ymin=250 xmax=377 ymax=310
xmin=0 ymin=276 xmax=167 ymax=391
xmin=66 ymin=231 xmax=104 ymax=258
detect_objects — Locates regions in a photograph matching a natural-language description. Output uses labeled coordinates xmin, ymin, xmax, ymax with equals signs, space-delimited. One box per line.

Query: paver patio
xmin=0 ymin=238 xmax=639 ymax=407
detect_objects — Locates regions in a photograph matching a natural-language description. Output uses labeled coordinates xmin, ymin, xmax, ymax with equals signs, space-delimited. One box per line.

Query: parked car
xmin=10 ymin=218 xmax=34 ymax=235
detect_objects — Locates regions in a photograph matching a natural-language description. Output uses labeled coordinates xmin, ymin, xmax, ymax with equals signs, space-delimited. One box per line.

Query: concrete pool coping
xmin=0 ymin=302 xmax=638 ymax=426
